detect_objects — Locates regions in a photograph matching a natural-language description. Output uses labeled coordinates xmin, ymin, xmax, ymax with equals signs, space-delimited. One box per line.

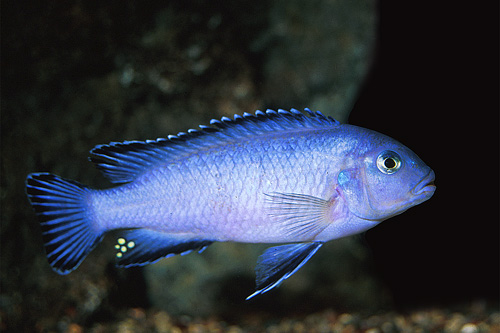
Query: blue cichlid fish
xmin=26 ymin=108 xmax=435 ymax=299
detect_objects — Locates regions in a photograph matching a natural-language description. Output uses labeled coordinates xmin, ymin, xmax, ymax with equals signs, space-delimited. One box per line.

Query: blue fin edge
xmin=25 ymin=173 xmax=103 ymax=274
xmin=89 ymin=108 xmax=340 ymax=184
xmin=113 ymin=229 xmax=214 ymax=267
xmin=246 ymin=242 xmax=323 ymax=300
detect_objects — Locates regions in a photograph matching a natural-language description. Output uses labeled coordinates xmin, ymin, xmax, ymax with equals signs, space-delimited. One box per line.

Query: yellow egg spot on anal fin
xmin=127 ymin=241 xmax=135 ymax=249
xmin=116 ymin=252 xmax=123 ymax=258
xmin=117 ymin=238 xmax=126 ymax=245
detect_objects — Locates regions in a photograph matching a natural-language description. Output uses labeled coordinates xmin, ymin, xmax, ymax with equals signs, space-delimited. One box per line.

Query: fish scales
xmin=94 ymin=129 xmax=342 ymax=243
xmin=26 ymin=108 xmax=436 ymax=298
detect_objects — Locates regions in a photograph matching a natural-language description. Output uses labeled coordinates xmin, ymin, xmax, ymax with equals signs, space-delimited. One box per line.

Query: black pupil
xmin=384 ymin=158 xmax=396 ymax=169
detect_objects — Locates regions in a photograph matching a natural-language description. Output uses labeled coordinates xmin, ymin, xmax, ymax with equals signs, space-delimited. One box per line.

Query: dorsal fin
xmin=89 ymin=108 xmax=340 ymax=183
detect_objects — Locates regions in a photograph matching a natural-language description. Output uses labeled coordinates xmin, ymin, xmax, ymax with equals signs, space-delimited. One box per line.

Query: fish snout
xmin=412 ymin=169 xmax=436 ymax=196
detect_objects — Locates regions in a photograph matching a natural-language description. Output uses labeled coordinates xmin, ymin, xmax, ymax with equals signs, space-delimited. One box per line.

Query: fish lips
xmin=411 ymin=169 xmax=436 ymax=198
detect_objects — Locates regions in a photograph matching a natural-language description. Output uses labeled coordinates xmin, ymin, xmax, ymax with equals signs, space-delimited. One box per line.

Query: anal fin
xmin=246 ymin=242 xmax=323 ymax=299
xmin=114 ymin=229 xmax=213 ymax=267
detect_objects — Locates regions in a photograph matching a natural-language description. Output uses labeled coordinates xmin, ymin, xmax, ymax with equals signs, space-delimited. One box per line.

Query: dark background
xmin=1 ymin=0 xmax=498 ymax=331
xmin=352 ymin=3 xmax=499 ymax=307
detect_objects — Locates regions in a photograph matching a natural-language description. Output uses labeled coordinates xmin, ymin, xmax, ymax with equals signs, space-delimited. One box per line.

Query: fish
xmin=25 ymin=108 xmax=436 ymax=299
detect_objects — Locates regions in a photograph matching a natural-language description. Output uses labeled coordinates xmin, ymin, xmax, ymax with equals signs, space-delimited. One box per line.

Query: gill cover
xmin=337 ymin=149 xmax=407 ymax=221
xmin=337 ymin=167 xmax=378 ymax=220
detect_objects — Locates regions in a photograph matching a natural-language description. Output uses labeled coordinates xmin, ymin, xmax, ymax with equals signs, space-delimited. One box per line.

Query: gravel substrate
xmin=56 ymin=301 xmax=499 ymax=332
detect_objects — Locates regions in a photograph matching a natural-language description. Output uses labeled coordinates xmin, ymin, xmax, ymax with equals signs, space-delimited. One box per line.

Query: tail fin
xmin=26 ymin=173 xmax=103 ymax=274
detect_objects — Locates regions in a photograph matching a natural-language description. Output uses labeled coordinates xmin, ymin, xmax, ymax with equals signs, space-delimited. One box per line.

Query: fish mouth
xmin=412 ymin=169 xmax=436 ymax=196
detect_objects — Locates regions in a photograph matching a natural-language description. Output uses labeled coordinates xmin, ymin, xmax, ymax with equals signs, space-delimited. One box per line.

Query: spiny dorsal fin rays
xmin=89 ymin=108 xmax=340 ymax=184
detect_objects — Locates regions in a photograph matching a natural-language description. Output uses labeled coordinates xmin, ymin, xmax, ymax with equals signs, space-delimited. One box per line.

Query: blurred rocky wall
xmin=1 ymin=0 xmax=377 ymax=330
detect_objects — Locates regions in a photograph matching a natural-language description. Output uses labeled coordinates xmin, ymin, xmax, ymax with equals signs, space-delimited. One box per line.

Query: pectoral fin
xmin=246 ymin=242 xmax=323 ymax=299
xmin=265 ymin=192 xmax=332 ymax=239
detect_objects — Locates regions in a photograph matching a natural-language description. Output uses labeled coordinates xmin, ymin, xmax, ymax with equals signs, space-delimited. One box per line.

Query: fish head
xmin=337 ymin=136 xmax=436 ymax=222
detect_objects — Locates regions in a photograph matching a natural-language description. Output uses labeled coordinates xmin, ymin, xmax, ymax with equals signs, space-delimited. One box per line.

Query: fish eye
xmin=376 ymin=150 xmax=402 ymax=174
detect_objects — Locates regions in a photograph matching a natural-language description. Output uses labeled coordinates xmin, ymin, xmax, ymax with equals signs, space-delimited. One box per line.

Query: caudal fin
xmin=26 ymin=173 xmax=103 ymax=274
